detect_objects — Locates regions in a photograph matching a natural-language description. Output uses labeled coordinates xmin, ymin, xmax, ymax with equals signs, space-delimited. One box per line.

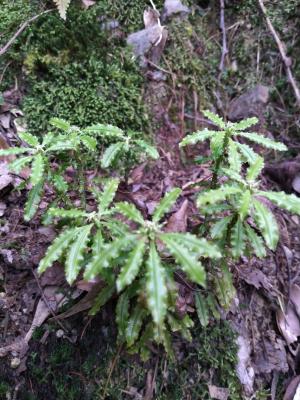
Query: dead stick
xmin=258 ymin=0 xmax=300 ymax=107
xmin=0 ymin=9 xmax=54 ymax=57
xmin=219 ymin=0 xmax=228 ymax=73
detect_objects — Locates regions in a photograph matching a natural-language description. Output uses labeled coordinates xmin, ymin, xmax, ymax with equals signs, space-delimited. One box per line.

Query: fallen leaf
xmin=164 ymin=199 xmax=188 ymax=232
xmin=276 ymin=305 xmax=300 ymax=350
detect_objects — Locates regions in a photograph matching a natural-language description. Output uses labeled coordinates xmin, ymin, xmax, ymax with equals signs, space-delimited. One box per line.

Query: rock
xmin=127 ymin=9 xmax=168 ymax=67
xmin=10 ymin=357 xmax=21 ymax=369
xmin=127 ymin=24 xmax=168 ymax=67
xmin=162 ymin=0 xmax=190 ymax=20
xmin=56 ymin=329 xmax=64 ymax=338
xmin=228 ymin=85 xmax=269 ymax=121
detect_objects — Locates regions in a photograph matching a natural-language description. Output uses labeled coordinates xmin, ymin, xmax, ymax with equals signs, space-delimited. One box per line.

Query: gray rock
xmin=162 ymin=0 xmax=190 ymax=20
xmin=127 ymin=24 xmax=168 ymax=67
xmin=228 ymin=85 xmax=269 ymax=121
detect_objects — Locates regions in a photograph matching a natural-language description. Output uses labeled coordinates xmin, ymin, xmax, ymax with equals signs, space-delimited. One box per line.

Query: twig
xmin=102 ymin=344 xmax=123 ymax=399
xmin=31 ymin=268 xmax=68 ymax=333
xmin=0 ymin=9 xmax=54 ymax=57
xmin=258 ymin=0 xmax=300 ymax=107
xmin=218 ymin=0 xmax=228 ymax=73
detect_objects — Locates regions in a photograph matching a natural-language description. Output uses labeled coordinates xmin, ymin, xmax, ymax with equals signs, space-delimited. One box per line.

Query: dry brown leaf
xmin=276 ymin=305 xmax=300 ymax=349
xmin=164 ymin=199 xmax=188 ymax=233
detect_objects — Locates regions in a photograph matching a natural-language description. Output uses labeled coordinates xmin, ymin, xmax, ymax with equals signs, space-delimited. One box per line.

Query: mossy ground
xmin=11 ymin=313 xmax=240 ymax=400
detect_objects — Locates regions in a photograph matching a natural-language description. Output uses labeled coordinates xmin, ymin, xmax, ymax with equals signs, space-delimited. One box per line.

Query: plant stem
xmin=211 ymin=129 xmax=230 ymax=189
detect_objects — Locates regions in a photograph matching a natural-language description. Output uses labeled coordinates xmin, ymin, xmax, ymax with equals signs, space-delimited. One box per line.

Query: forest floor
xmin=1 ymin=1 xmax=300 ymax=399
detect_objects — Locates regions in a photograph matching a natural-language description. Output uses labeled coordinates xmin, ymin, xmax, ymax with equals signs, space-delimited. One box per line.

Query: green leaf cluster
xmin=0 ymin=119 xmax=157 ymax=220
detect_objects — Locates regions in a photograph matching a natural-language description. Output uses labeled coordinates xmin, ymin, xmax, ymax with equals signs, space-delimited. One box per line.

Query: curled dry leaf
xmin=164 ymin=199 xmax=188 ymax=233
xmin=276 ymin=303 xmax=300 ymax=353
xmin=290 ymin=284 xmax=300 ymax=318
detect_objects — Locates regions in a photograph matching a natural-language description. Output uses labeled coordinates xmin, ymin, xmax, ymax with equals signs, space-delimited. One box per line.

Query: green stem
xmin=211 ymin=129 xmax=231 ymax=189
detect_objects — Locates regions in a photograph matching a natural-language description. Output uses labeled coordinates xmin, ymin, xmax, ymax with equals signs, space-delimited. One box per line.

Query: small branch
xmin=219 ymin=0 xmax=228 ymax=73
xmin=0 ymin=9 xmax=54 ymax=57
xmin=258 ymin=0 xmax=300 ymax=107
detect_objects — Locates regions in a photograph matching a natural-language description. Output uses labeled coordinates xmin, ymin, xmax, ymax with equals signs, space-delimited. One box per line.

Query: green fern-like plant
xmin=180 ymin=110 xmax=287 ymax=187
xmin=180 ymin=111 xmax=300 ymax=258
xmin=37 ymin=185 xmax=220 ymax=357
xmin=0 ymin=118 xmax=158 ymax=220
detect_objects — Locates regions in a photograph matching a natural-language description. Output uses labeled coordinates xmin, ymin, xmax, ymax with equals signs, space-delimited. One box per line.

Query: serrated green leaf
xmin=167 ymin=314 xmax=193 ymax=341
xmin=84 ymin=235 xmax=135 ymax=280
xmin=38 ymin=228 xmax=77 ymax=274
xmin=146 ymin=242 xmax=167 ymax=325
xmin=134 ymin=140 xmax=159 ymax=159
xmin=161 ymin=233 xmax=221 ymax=258
xmin=52 ymin=174 xmax=68 ymax=192
xmin=42 ymin=132 xmax=55 ymax=147
xmin=161 ymin=235 xmax=206 ymax=287
xmin=100 ymin=142 xmax=124 ymax=168
xmin=46 ymin=140 xmax=76 ymax=153
xmin=253 ymin=199 xmax=279 ymax=250
xmin=126 ymin=304 xmax=147 ymax=347
xmin=80 ymin=135 xmax=97 ymax=151
xmin=48 ymin=208 xmax=88 ymax=219
xmin=0 ymin=147 xmax=30 ymax=156
xmin=195 ymin=293 xmax=209 ymax=327
xmin=179 ymin=129 xmax=216 ymax=147
xmin=83 ymin=124 xmax=125 ymax=139
xmin=116 ymin=290 xmax=130 ymax=341
xmin=245 ymin=223 xmax=266 ymax=258
xmin=9 ymin=156 xmax=33 ymax=173
xmin=231 ymin=218 xmax=245 ymax=258
xmin=237 ymin=131 xmax=287 ymax=151
xmin=235 ymin=142 xmax=259 ymax=164
xmin=65 ymin=224 xmax=92 ymax=285
xmin=239 ymin=190 xmax=251 ymax=220
xmin=18 ymin=132 xmax=39 ymax=147
xmin=231 ymin=117 xmax=258 ymax=131
xmin=210 ymin=131 xmax=225 ymax=159
xmin=30 ymin=154 xmax=45 ymax=186
xmin=206 ymin=294 xmax=220 ymax=319
xmin=258 ymin=191 xmax=300 ymax=215
xmin=117 ymin=239 xmax=146 ymax=292
xmin=97 ymin=178 xmax=119 ymax=213
xmin=228 ymin=139 xmax=242 ymax=172
xmin=50 ymin=117 xmax=71 ymax=131
xmin=214 ymin=262 xmax=236 ymax=310
xmin=24 ymin=180 xmax=44 ymax=221
xmin=84 ymin=230 xmax=103 ymax=278
xmin=160 ymin=326 xmax=174 ymax=359
xmin=203 ymin=110 xmax=226 ymax=129
xmin=197 ymin=186 xmax=241 ymax=207
xmin=222 ymin=168 xmax=245 ymax=184
xmin=246 ymin=156 xmax=264 ymax=182
xmin=89 ymin=282 xmax=115 ymax=315
xmin=115 ymin=202 xmax=144 ymax=225
xmin=153 ymin=188 xmax=181 ymax=223
xmin=210 ymin=216 xmax=233 ymax=239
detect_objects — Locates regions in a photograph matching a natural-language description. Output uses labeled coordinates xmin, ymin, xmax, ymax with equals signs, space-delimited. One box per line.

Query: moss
xmin=23 ymin=317 xmax=240 ymax=400
xmin=160 ymin=9 xmax=219 ymax=129
xmin=1 ymin=1 xmax=153 ymax=135
xmin=0 ymin=380 xmax=10 ymax=397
